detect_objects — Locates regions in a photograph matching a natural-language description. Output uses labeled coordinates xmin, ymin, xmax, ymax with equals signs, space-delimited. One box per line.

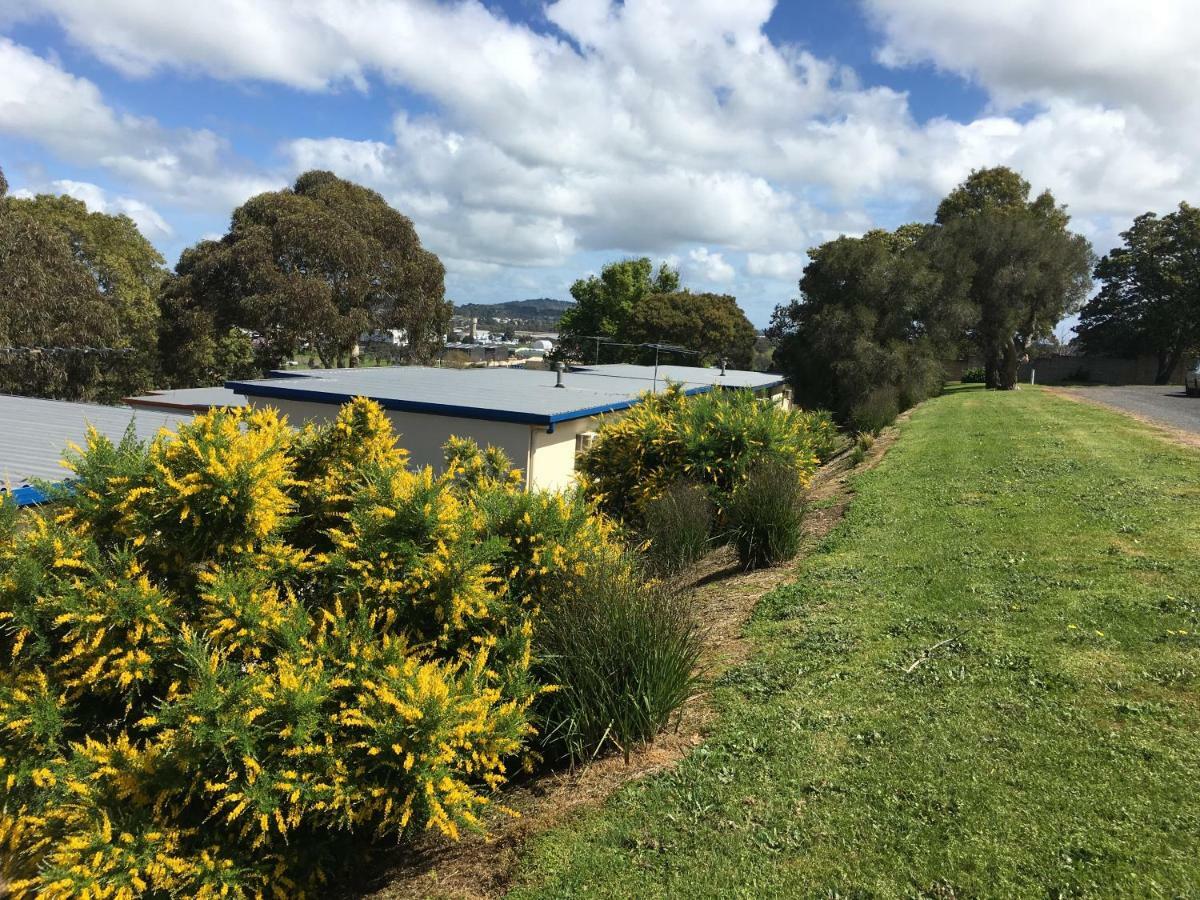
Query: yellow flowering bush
xmin=577 ymin=384 xmax=829 ymax=524
xmin=0 ymin=398 xmax=622 ymax=898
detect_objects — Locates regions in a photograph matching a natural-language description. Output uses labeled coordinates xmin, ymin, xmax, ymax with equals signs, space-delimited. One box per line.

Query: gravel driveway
xmin=1058 ymin=384 xmax=1200 ymax=436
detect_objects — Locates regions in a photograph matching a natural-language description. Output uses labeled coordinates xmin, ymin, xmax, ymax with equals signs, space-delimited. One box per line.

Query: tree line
xmin=1 ymin=162 xmax=766 ymax=403
xmin=0 ymin=168 xmax=451 ymax=402
xmin=767 ymin=165 xmax=1200 ymax=430
xmin=5 ymin=161 xmax=1196 ymax=412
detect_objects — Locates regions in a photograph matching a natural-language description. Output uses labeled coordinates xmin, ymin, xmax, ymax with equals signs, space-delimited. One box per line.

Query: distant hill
xmin=454 ymin=298 xmax=574 ymax=318
xmin=452 ymin=298 xmax=574 ymax=331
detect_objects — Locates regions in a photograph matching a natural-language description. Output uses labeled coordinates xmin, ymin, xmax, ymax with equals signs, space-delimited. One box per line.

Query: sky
xmin=2 ymin=1 xmax=1198 ymax=330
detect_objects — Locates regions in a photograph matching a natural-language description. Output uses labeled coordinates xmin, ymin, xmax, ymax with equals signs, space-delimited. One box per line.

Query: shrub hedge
xmin=0 ymin=400 xmax=624 ymax=898
xmin=577 ymin=385 xmax=827 ymax=525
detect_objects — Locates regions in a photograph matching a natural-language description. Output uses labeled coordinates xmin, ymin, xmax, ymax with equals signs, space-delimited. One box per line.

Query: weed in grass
xmin=849 ymin=431 xmax=875 ymax=466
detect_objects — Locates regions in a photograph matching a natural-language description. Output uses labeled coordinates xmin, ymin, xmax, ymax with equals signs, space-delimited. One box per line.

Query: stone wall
xmin=944 ymin=354 xmax=1188 ymax=385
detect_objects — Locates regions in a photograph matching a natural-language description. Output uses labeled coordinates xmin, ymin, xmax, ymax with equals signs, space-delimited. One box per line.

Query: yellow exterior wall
xmin=528 ymin=416 xmax=597 ymax=492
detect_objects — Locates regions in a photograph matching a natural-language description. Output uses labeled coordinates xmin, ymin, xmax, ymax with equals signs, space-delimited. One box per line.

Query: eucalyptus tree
xmin=557 ymin=257 xmax=680 ymax=362
xmin=768 ymin=224 xmax=957 ymax=427
xmin=161 ymin=170 xmax=448 ymax=384
xmin=930 ymin=167 xmax=1094 ymax=389
xmin=0 ymin=169 xmax=166 ymax=400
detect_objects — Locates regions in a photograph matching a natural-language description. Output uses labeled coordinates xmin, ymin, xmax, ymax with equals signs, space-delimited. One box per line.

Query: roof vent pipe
xmin=555 ymin=362 xmax=566 ymax=388
xmin=720 ymin=357 xmax=728 ymax=376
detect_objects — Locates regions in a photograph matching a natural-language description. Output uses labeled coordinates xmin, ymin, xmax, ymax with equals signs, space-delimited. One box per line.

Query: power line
xmin=0 ymin=346 xmax=135 ymax=355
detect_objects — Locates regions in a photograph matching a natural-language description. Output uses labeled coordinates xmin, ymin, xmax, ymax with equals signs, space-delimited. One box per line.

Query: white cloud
xmin=0 ymin=36 xmax=127 ymax=157
xmin=865 ymin=0 xmax=1200 ymax=123
xmin=746 ymin=251 xmax=806 ymax=280
xmin=5 ymin=1 xmax=1200 ymax=322
xmin=0 ymin=37 xmax=277 ymax=211
xmin=685 ymin=247 xmax=735 ymax=284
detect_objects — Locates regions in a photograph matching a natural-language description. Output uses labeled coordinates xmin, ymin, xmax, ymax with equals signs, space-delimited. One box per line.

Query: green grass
xmin=507 ymin=386 xmax=1200 ymax=898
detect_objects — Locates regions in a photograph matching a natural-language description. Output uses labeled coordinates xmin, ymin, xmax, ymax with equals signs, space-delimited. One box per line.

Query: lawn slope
xmin=508 ymin=385 xmax=1200 ymax=898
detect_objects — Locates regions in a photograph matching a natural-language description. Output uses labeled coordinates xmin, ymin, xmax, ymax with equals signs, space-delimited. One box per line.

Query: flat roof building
xmin=228 ymin=364 xmax=787 ymax=491
xmin=0 ymin=395 xmax=190 ymax=505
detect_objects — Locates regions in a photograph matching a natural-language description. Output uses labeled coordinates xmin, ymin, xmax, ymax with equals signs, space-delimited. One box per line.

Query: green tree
xmin=11 ymin=193 xmax=165 ymax=391
xmin=768 ymin=225 xmax=956 ymax=427
xmin=624 ymin=290 xmax=758 ymax=368
xmin=161 ymin=170 xmax=448 ymax=385
xmin=1077 ymin=204 xmax=1200 ymax=383
xmin=0 ymin=170 xmax=165 ymax=401
xmin=931 ymin=167 xmax=1094 ymax=389
xmin=558 ymin=257 xmax=679 ymax=362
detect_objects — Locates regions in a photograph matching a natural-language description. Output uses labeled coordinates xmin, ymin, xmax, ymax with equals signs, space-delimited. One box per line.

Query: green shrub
xmin=849 ymin=386 xmax=900 ymax=434
xmin=726 ymin=457 xmax=806 ymax=569
xmin=961 ymin=366 xmax=987 ymax=384
xmin=533 ymin=558 xmax=701 ymax=766
xmin=578 ymin=385 xmax=822 ymax=524
xmin=641 ymin=481 xmax=714 ymax=574
xmin=0 ymin=400 xmax=625 ymax=898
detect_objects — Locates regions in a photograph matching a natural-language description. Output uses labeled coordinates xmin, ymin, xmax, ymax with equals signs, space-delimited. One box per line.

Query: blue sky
xmin=2 ymin=1 xmax=1197 ymax=331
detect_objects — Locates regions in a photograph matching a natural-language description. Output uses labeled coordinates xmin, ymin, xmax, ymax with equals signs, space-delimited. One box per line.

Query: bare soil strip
xmin=360 ymin=425 xmax=901 ymax=900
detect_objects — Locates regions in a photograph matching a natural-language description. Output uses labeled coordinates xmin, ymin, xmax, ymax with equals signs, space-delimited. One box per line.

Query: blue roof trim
xmin=225 ymin=375 xmax=787 ymax=427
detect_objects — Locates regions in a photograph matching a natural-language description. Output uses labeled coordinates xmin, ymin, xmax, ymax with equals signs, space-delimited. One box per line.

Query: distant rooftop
xmin=0 ymin=395 xmax=190 ymax=505
xmin=125 ymin=386 xmax=248 ymax=413
xmin=227 ymin=363 xmax=784 ymax=427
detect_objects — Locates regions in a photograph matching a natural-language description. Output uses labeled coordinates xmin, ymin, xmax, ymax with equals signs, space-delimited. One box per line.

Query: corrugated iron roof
xmin=228 ymin=364 xmax=784 ymax=426
xmin=0 ymin=395 xmax=189 ymax=500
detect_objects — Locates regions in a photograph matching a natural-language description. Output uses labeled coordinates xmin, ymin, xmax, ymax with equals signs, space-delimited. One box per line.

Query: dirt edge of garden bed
xmin=359 ymin=421 xmax=905 ymax=900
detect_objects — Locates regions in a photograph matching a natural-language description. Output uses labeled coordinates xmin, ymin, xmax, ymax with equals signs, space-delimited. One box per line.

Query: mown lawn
xmin=507 ymin=385 xmax=1200 ymax=898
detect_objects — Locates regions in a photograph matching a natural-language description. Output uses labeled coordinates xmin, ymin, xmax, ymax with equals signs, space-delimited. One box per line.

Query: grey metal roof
xmin=228 ymin=364 xmax=784 ymax=427
xmin=125 ymin=386 xmax=248 ymax=412
xmin=0 ymin=395 xmax=189 ymax=493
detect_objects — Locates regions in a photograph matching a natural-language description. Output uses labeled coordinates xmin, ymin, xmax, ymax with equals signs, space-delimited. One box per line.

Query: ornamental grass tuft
xmin=640 ymin=480 xmax=714 ymax=575
xmin=533 ymin=556 xmax=702 ymax=767
xmin=725 ymin=456 xmax=807 ymax=569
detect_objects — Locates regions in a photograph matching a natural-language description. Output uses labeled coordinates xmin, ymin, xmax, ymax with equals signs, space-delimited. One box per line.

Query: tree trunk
xmin=984 ymin=349 xmax=1000 ymax=390
xmin=997 ymin=338 xmax=1020 ymax=390
xmin=1155 ymin=346 xmax=1182 ymax=385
